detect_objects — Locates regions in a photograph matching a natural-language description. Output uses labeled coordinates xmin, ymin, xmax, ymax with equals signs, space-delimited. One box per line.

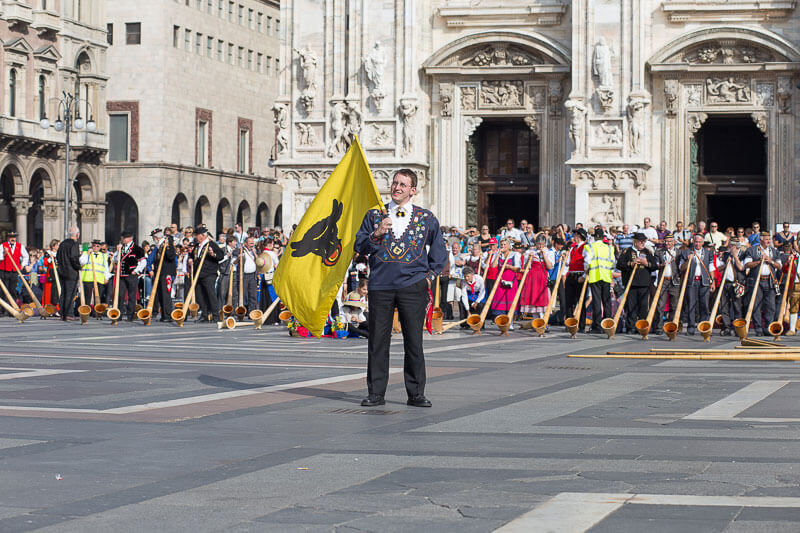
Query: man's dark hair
xmin=394 ymin=168 xmax=417 ymax=188
xmin=594 ymin=228 xmax=605 ymax=240
xmin=575 ymin=228 xmax=588 ymax=241
xmin=226 ymin=236 xmax=237 ymax=244
xmin=462 ymin=266 xmax=474 ymax=277
xmin=552 ymin=237 xmax=565 ymax=246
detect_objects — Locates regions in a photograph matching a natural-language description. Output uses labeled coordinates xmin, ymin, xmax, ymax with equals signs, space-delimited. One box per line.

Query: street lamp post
xmin=39 ymin=91 xmax=97 ymax=239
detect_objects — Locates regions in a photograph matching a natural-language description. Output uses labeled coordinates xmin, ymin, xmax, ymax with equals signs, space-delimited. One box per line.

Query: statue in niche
xmin=297 ymin=123 xmax=316 ymax=146
xmin=565 ymin=100 xmax=587 ymax=155
xmin=594 ymin=122 xmax=623 ymax=146
xmin=271 ymin=102 xmax=289 ymax=154
xmin=363 ymin=42 xmax=387 ymax=112
xmin=706 ymin=78 xmax=750 ymax=103
xmin=590 ymin=194 xmax=623 ymax=227
xmin=327 ymin=101 xmax=362 ymax=157
xmin=398 ymin=98 xmax=418 ymax=155
xmin=627 ymin=96 xmax=649 ymax=155
xmin=295 ymin=46 xmax=319 ymax=113
xmin=592 ymin=38 xmax=615 ymax=88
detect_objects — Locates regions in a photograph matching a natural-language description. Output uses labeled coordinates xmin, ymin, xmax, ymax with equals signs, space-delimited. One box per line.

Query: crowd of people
xmin=1 ymin=214 xmax=798 ymax=339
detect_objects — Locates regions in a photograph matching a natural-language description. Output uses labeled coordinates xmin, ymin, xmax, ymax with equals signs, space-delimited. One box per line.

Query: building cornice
xmin=103 ymin=161 xmax=278 ymax=184
xmin=661 ymin=1 xmax=796 ymax=23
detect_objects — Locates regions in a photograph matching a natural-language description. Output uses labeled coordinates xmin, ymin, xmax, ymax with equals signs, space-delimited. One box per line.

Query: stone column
xmin=12 ymin=197 xmax=31 ymax=245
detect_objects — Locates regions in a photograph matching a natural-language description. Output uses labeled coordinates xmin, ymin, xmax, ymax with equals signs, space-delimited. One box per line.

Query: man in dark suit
xmin=742 ymin=232 xmax=782 ymax=336
xmin=151 ymin=229 xmax=176 ymax=322
xmin=192 ymin=226 xmax=222 ymax=322
xmin=653 ymin=233 xmax=680 ymax=334
xmin=115 ymin=231 xmax=146 ymax=321
xmin=678 ymin=234 xmax=715 ymax=335
xmin=616 ymin=233 xmax=657 ymax=334
xmin=56 ymin=226 xmax=82 ymax=321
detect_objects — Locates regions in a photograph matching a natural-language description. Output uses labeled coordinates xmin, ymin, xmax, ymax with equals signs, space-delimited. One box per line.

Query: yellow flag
xmin=273 ymin=136 xmax=383 ymax=337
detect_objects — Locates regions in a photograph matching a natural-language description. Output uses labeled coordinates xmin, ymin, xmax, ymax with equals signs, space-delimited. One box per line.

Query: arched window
xmin=8 ymin=69 xmax=16 ymax=117
xmin=38 ymin=76 xmax=46 ymax=120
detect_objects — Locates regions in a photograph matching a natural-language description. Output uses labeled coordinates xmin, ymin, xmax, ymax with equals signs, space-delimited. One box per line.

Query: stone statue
xmin=363 ymin=42 xmax=387 ymax=112
xmin=271 ymin=103 xmax=289 ymax=154
xmin=297 ymin=123 xmax=316 ymax=146
xmin=565 ymin=100 xmax=587 ymax=156
xmin=592 ymin=38 xmax=614 ymax=88
xmin=706 ymin=77 xmax=750 ymax=103
xmin=295 ymin=46 xmax=319 ymax=113
xmin=627 ymin=95 xmax=649 ymax=155
xmin=595 ymin=122 xmax=623 ymax=145
xmin=398 ymin=98 xmax=418 ymax=155
xmin=590 ymin=194 xmax=623 ymax=226
xmin=327 ymin=102 xmax=348 ymax=157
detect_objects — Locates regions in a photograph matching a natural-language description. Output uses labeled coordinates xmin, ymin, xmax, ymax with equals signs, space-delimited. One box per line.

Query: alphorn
xmin=221 ymin=250 xmax=235 ymax=320
xmin=532 ymin=253 xmax=568 ymax=337
xmin=77 ymin=275 xmax=91 ymax=325
xmin=137 ymin=240 xmax=167 ymax=325
xmin=217 ymin=317 xmax=256 ymax=330
xmin=7 ymin=253 xmax=49 ymax=317
xmin=600 ymin=264 xmax=638 ymax=339
xmin=699 ymin=257 xmax=731 ymax=342
xmin=106 ymin=244 xmax=122 ymax=325
xmin=769 ymin=254 xmax=795 ymax=340
xmin=0 ymin=274 xmax=20 ymax=313
xmin=466 ymin=258 xmax=509 ymax=335
xmin=44 ymin=250 xmax=60 ymax=316
xmin=636 ymin=266 xmax=667 ymax=340
xmin=664 ymin=254 xmax=694 ymax=341
xmin=235 ymin=247 xmax=247 ymax=321
xmin=495 ymin=255 xmax=532 ymax=335
xmin=90 ymin=256 xmax=108 ymax=317
xmin=734 ymin=254 xmax=766 ymax=340
xmin=440 ymin=318 xmax=468 ymax=333
xmin=171 ymin=243 xmax=209 ymax=327
xmin=0 ymin=275 xmax=26 ymax=322
xmin=565 ymin=275 xmax=589 ymax=338
xmin=432 ymin=275 xmax=443 ymax=334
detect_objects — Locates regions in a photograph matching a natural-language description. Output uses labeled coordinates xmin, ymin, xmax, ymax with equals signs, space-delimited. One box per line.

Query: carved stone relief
xmin=44 ymin=204 xmax=58 ymax=219
xmin=461 ymin=44 xmax=543 ymax=67
xmin=571 ymin=168 xmax=645 ymax=192
xmin=460 ymin=86 xmax=476 ymax=110
xmin=528 ymin=86 xmax=546 ymax=110
xmin=548 ymin=79 xmax=563 ymax=117
xmin=271 ymin=102 xmax=289 ymax=154
xmin=595 ymin=88 xmax=614 ymax=114
xmin=564 ymin=99 xmax=587 ymax=157
xmin=777 ymin=77 xmax=792 ymax=113
xmin=363 ymin=42 xmax=387 ymax=112
xmin=756 ymin=83 xmax=775 ymax=107
xmin=479 ymin=81 xmax=523 ymax=108
xmin=326 ymin=100 xmax=362 ymax=157
xmin=463 ymin=116 xmax=483 ymax=140
xmin=681 ymin=42 xmax=774 ymax=65
xmin=684 ymin=84 xmax=702 ymax=107
xmin=398 ymin=97 xmax=419 ymax=156
xmin=523 ymin=115 xmax=540 ymax=137
xmin=591 ymin=121 xmax=623 ymax=147
xmin=295 ymin=46 xmax=318 ymax=114
xmin=588 ymin=193 xmax=624 ymax=227
xmin=627 ymin=92 xmax=650 ymax=155
xmin=369 ymin=123 xmax=393 ymax=147
xmin=664 ymin=80 xmax=679 ymax=115
xmin=439 ymin=82 xmax=454 ymax=117
xmin=296 ymin=123 xmax=318 ymax=146
xmin=706 ymin=77 xmax=751 ymax=103
xmin=687 ymin=112 xmax=708 ymax=136
xmin=751 ymin=111 xmax=768 ymax=135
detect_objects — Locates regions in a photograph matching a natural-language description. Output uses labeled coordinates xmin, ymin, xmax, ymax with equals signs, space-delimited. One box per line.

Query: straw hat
xmin=343 ymin=291 xmax=367 ymax=309
xmin=256 ymin=252 xmax=273 ymax=273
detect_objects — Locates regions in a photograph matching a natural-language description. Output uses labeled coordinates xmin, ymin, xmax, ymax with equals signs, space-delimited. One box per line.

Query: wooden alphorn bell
xmin=171 ymin=244 xmax=209 ymax=327
xmin=7 ymin=253 xmax=49 ymax=318
xmin=106 ymin=244 xmax=122 ymax=325
xmin=43 ymin=250 xmax=60 ymax=316
xmin=532 ymin=253 xmax=567 ymax=337
xmin=699 ymin=257 xmax=732 ymax=342
xmin=235 ymin=247 xmax=247 ymax=321
xmin=77 ymin=275 xmax=91 ymax=325
xmin=600 ymin=264 xmax=639 ymax=339
xmin=565 ymin=275 xmax=589 ymax=338
xmin=137 ymin=240 xmax=167 ymax=326
xmin=636 ymin=266 xmax=667 ymax=340
xmin=0 ymin=275 xmax=26 ymax=322
xmin=494 ymin=255 xmax=531 ymax=335
xmin=466 ymin=257 xmax=508 ymax=335
xmin=221 ymin=249 xmax=235 ymax=320
xmin=769 ymin=254 xmax=794 ymax=340
xmin=90 ymin=257 xmax=108 ymax=318
xmin=665 ymin=254 xmax=694 ymax=341
xmin=734 ymin=254 xmax=766 ymax=341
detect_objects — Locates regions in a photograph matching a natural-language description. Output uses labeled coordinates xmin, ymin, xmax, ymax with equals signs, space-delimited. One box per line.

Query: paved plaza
xmin=0 ymin=318 xmax=799 ymax=531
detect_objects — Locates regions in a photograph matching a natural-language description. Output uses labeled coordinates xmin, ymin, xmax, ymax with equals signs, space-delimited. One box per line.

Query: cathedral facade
xmin=276 ymin=1 xmax=800 ymax=232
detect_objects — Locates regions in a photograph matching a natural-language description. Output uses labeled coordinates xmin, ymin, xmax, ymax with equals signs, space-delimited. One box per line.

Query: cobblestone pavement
xmin=0 ymin=318 xmax=799 ymax=532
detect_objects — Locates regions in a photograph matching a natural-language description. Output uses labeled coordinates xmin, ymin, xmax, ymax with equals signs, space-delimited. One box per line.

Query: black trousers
xmin=195 ymin=274 xmax=219 ymax=318
xmin=217 ymin=273 xmax=230 ymax=306
xmin=59 ymin=276 xmax=78 ymax=317
xmin=547 ymin=278 xmax=567 ymax=325
xmin=685 ymin=281 xmax=709 ymax=330
xmin=653 ymin=282 xmax=680 ymax=331
xmin=153 ymin=274 xmax=173 ymax=318
xmin=589 ymin=280 xmax=612 ymax=329
xmin=232 ymin=273 xmax=259 ymax=311
xmin=260 ymin=281 xmax=281 ymax=324
xmin=564 ymin=273 xmax=587 ymax=331
xmin=0 ymin=270 xmax=17 ymax=311
xmin=719 ymin=283 xmax=742 ymax=329
xmin=367 ymin=278 xmax=428 ymax=398
xmin=749 ymin=279 xmax=775 ymax=334
xmin=624 ymin=286 xmax=650 ymax=332
xmin=119 ymin=275 xmax=139 ymax=319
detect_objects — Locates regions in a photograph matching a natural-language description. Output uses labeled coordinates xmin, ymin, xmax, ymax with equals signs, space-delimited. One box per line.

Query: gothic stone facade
xmin=277 ymin=0 xmax=800 ymax=230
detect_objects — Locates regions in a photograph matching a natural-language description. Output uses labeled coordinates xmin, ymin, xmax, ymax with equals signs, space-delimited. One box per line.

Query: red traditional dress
xmin=41 ymin=251 xmax=57 ymax=307
xmin=490 ymin=252 xmax=521 ymax=314
xmin=519 ymin=248 xmax=553 ymax=315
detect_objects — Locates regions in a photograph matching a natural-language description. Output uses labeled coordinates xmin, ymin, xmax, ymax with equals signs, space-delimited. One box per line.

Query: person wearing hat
xmin=113 ymin=231 xmax=146 ymax=321
xmin=191 ymin=226 xmax=223 ymax=321
xmin=564 ymin=228 xmax=588 ymax=332
xmin=232 ymin=236 xmax=259 ymax=311
xmin=654 ymin=233 xmax=681 ymax=335
xmin=79 ymin=239 xmax=110 ymax=314
xmin=481 ymin=237 xmax=500 ymax=297
xmin=0 ymin=230 xmax=29 ymax=313
xmin=616 ymin=233 xmax=657 ymax=334
xmin=55 ymin=227 xmax=81 ymax=320
xmin=148 ymin=228 xmax=176 ymax=322
xmin=678 ymin=233 xmax=716 ymax=335
xmin=742 ymin=231 xmax=782 ymax=336
xmin=584 ymin=227 xmax=616 ymax=333
xmin=716 ymin=238 xmax=746 ymax=335
xmin=342 ymin=280 xmax=369 ymax=338
xmin=257 ymin=241 xmax=280 ymax=325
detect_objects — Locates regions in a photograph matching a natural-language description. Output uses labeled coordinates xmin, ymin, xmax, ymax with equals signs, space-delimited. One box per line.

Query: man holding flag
xmin=355 ymin=169 xmax=447 ymax=408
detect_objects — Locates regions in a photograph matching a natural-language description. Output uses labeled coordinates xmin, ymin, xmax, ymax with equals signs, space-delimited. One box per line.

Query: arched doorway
xmin=171 ymin=193 xmax=189 ymax=227
xmin=695 ymin=116 xmax=766 ymax=229
xmin=27 ymin=170 xmax=47 ymax=249
xmin=236 ymin=200 xmax=251 ymax=228
xmin=256 ymin=202 xmax=270 ymax=229
xmin=274 ymin=204 xmax=282 ymax=229
xmin=194 ymin=195 xmax=211 ymax=227
xmin=216 ymin=198 xmax=232 ymax=236
xmin=105 ymin=191 xmax=139 ymax=243
xmin=0 ymin=166 xmax=17 ymax=239
xmin=475 ymin=119 xmax=540 ymax=232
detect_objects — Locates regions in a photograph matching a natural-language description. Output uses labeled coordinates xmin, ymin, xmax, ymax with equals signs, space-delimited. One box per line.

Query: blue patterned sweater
xmin=354 ymin=204 xmax=447 ymax=291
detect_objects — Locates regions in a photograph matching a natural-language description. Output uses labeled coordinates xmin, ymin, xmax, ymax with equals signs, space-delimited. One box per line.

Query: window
xmin=41 ymin=0 xmax=47 ymax=9
xmin=109 ymin=114 xmax=129 ymax=161
xmin=217 ymin=0 xmax=223 ymax=18
xmin=107 ymin=23 xmax=113 ymax=45
xmin=206 ymin=36 xmax=213 ymax=57
xmin=275 ymin=58 xmax=279 ymax=75
xmin=196 ymin=0 xmax=201 ymax=8
xmin=265 ymin=56 xmax=271 ymax=77
xmin=125 ymin=22 xmax=141 ymax=45
xmin=228 ymin=1 xmax=233 ymax=21
xmin=248 ymin=8 xmax=253 ymax=28
xmin=227 ymin=43 xmax=234 ymax=64
xmin=238 ymin=129 xmax=249 ymax=173
xmin=38 ymin=76 xmax=46 ymax=120
xmin=217 ymin=39 xmax=224 ymax=61
xmin=257 ymin=53 xmax=263 ymax=73
xmin=247 ymin=50 xmax=253 ymax=70
xmin=237 ymin=46 xmax=243 ymax=67
xmin=8 ymin=69 xmax=16 ymax=117
xmin=173 ymin=25 xmax=180 ymax=47
xmin=184 ymin=29 xmax=191 ymax=50
xmin=238 ymin=5 xmax=244 ymax=25
xmin=195 ymin=32 xmax=202 ymax=55
xmin=257 ymin=12 xmax=262 ymax=32
xmin=206 ymin=0 xmax=212 ymax=13
xmin=275 ymin=19 xmax=279 ymax=34
xmin=197 ymin=120 xmax=208 ymax=167
xmin=266 ymin=16 xmax=272 ymax=33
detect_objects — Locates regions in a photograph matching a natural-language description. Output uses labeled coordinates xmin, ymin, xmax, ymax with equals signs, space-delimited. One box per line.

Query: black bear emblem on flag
xmin=290 ymin=199 xmax=343 ymax=266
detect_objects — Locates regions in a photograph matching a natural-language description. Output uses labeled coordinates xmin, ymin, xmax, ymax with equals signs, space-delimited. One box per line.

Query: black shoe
xmin=361 ymin=394 xmax=385 ymax=407
xmin=721 ymin=329 xmax=731 ymax=336
xmin=407 ymin=395 xmax=432 ymax=408
xmin=127 ymin=315 xmax=135 ymax=322
xmin=198 ymin=316 xmax=210 ymax=323
xmin=687 ymin=329 xmax=695 ymax=336
xmin=653 ymin=329 xmax=663 ymax=335
xmin=159 ymin=317 xmax=172 ymax=323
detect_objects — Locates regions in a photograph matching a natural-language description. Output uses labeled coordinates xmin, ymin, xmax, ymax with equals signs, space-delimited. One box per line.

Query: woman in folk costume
xmin=40 ymin=240 xmax=60 ymax=308
xmin=489 ymin=239 xmax=521 ymax=318
xmin=519 ymin=234 xmax=554 ymax=318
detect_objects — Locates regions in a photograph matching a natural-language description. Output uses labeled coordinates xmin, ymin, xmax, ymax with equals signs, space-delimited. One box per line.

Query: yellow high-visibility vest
xmin=80 ymin=251 xmax=108 ymax=283
xmin=587 ymin=241 xmax=614 ymax=283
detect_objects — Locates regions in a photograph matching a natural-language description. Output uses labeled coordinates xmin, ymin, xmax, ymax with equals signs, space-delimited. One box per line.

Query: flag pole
xmin=352 ymin=135 xmax=386 ymax=215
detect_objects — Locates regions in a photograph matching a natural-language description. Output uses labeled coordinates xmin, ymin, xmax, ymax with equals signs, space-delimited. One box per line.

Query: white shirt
xmin=0 ymin=242 xmax=29 ymax=267
xmin=386 ymin=200 xmax=413 ymax=240
xmin=744 ymin=247 xmax=779 ymax=276
xmin=662 ymin=248 xmax=676 ymax=278
xmin=691 ymin=249 xmax=704 ymax=277
xmin=500 ymin=227 xmax=523 ymax=242
xmin=461 ymin=274 xmax=486 ymax=309
xmin=641 ymin=227 xmax=659 ymax=250
xmin=238 ymin=247 xmax=257 ymax=274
